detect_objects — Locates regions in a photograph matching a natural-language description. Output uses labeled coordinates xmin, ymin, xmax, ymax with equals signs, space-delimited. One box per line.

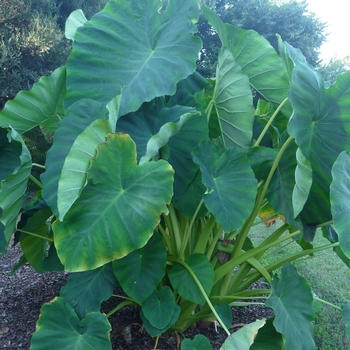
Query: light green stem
xmin=16 ymin=229 xmax=53 ymax=242
xmin=29 ymin=174 xmax=43 ymax=189
xmin=168 ymin=255 xmax=231 ymax=336
xmin=254 ymin=97 xmax=289 ymax=147
xmin=32 ymin=163 xmax=46 ymax=169
xmin=313 ymin=297 xmax=341 ymax=311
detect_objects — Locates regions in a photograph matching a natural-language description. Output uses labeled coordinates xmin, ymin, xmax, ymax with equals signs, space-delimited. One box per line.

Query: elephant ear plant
xmin=2 ymin=0 xmax=350 ymax=349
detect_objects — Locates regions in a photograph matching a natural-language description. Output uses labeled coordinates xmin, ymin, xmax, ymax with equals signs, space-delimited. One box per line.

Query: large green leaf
xmin=60 ymin=263 xmax=118 ymax=319
xmin=30 ymin=297 xmax=112 ymax=350
xmin=19 ymin=206 xmax=54 ymax=273
xmin=53 ymin=133 xmax=174 ymax=272
xmin=112 ymin=233 xmax=167 ymax=302
xmin=288 ymin=67 xmax=350 ymax=224
xmin=142 ymin=286 xmax=177 ymax=329
xmin=214 ymin=302 xmax=232 ymax=330
xmin=65 ymin=0 xmax=202 ymax=116
xmin=0 ymin=67 xmax=66 ymax=134
xmin=168 ymin=254 xmax=214 ymax=305
xmin=202 ymin=7 xmax=291 ymax=117
xmin=0 ymin=127 xmax=22 ymax=181
xmin=56 ymin=97 xmax=120 ymax=221
xmin=192 ymin=140 xmax=257 ymax=232
xmin=0 ymin=127 xmax=32 ymax=254
xmin=330 ymin=151 xmax=350 ymax=258
xmin=117 ymin=102 xmax=208 ymax=201
xmin=292 ymin=148 xmax=312 ymax=218
xmin=41 ymin=99 xmax=109 ymax=218
xmin=211 ymin=47 xmax=254 ymax=149
xmin=342 ymin=300 xmax=350 ymax=340
xmin=140 ymin=302 xmax=180 ymax=337
xmin=266 ymin=264 xmax=315 ymax=350
xmin=220 ymin=319 xmax=266 ymax=350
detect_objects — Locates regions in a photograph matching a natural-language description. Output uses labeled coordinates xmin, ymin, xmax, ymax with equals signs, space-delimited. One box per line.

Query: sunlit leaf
xmin=220 ymin=319 xmax=266 ymax=350
xmin=0 ymin=67 xmax=66 ymax=134
xmin=53 ymin=133 xmax=174 ymax=271
xmin=65 ymin=0 xmax=202 ymax=116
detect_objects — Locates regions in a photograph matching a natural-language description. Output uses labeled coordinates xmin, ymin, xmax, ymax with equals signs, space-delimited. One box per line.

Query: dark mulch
xmin=0 ymin=243 xmax=273 ymax=350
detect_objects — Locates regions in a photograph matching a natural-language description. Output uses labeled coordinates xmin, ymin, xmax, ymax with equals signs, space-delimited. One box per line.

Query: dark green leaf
xmin=288 ymin=66 xmax=350 ymax=224
xmin=140 ymin=303 xmax=180 ymax=337
xmin=30 ymin=297 xmax=112 ymax=350
xmin=142 ymin=286 xmax=177 ymax=329
xmin=112 ymin=233 xmax=167 ymax=302
xmin=181 ymin=334 xmax=212 ymax=350
xmin=214 ymin=302 xmax=232 ymax=330
xmin=60 ymin=263 xmax=118 ymax=319
xmin=266 ymin=264 xmax=315 ymax=350
xmin=192 ymin=140 xmax=257 ymax=232
xmin=250 ymin=318 xmax=283 ymax=350
xmin=0 ymin=127 xmax=32 ymax=254
xmin=169 ymin=254 xmax=214 ymax=305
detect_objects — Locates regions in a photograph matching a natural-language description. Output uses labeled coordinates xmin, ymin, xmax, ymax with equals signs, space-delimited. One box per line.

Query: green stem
xmin=157 ymin=223 xmax=175 ymax=255
xmin=168 ymin=255 xmax=231 ymax=336
xmin=254 ymin=97 xmax=289 ymax=147
xmin=29 ymin=174 xmax=43 ymax=189
xmin=313 ymin=297 xmax=341 ymax=311
xmin=193 ymin=215 xmax=218 ymax=255
xmin=32 ymin=162 xmax=46 ymax=169
xmin=168 ymin=204 xmax=183 ymax=256
xmin=239 ymin=242 xmax=339 ymax=291
xmin=16 ymin=229 xmax=53 ymax=242
xmin=214 ymin=230 xmax=301 ymax=284
xmin=106 ymin=300 xmax=138 ymax=318
xmin=205 ymin=225 xmax=224 ymax=260
xmin=180 ymin=199 xmax=203 ymax=257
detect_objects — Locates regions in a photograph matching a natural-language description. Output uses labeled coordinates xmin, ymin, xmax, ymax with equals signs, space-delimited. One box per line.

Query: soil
xmin=0 ymin=243 xmax=273 ymax=350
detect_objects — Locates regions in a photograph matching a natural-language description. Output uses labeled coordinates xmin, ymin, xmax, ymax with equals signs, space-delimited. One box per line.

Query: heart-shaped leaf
xmin=140 ymin=302 xmax=180 ymax=337
xmin=60 ymin=263 xmax=118 ymax=319
xmin=30 ymin=297 xmax=112 ymax=350
xmin=65 ymin=0 xmax=202 ymax=116
xmin=181 ymin=335 xmax=212 ymax=350
xmin=0 ymin=67 xmax=66 ymax=134
xmin=0 ymin=127 xmax=32 ymax=254
xmin=112 ymin=233 xmax=166 ymax=302
xmin=41 ymin=98 xmax=109 ymax=218
xmin=142 ymin=286 xmax=177 ymax=329
xmin=214 ymin=302 xmax=232 ymax=330
xmin=53 ymin=133 xmax=174 ymax=271
xmin=169 ymin=254 xmax=214 ymax=305
xmin=192 ymin=140 xmax=257 ymax=232
xmin=266 ymin=264 xmax=315 ymax=350
xmin=211 ymin=47 xmax=254 ymax=149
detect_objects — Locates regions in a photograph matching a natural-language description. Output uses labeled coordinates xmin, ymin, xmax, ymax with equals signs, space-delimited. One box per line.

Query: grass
xmin=248 ymin=219 xmax=350 ymax=350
